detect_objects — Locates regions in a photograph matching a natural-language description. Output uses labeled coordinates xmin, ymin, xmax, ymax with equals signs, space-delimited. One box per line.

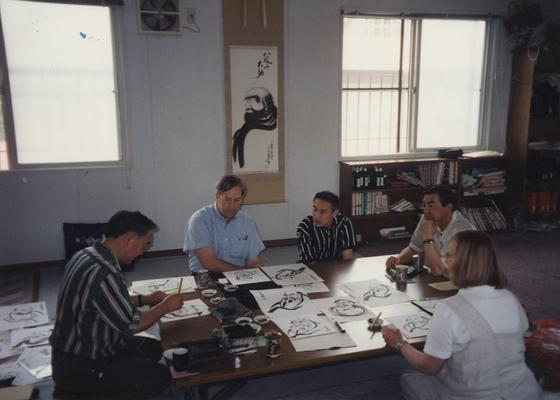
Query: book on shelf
xmin=463 ymin=186 xmax=507 ymax=196
xmin=462 ymin=150 xmax=503 ymax=158
xmin=389 ymin=198 xmax=416 ymax=213
xmin=396 ymin=171 xmax=424 ymax=187
xmin=351 ymin=191 xmax=389 ymax=216
xmin=525 ymin=191 xmax=538 ymax=215
xmin=379 ymin=226 xmax=411 ymax=239
xmin=463 ymin=204 xmax=507 ymax=231
xmin=415 ymin=160 xmax=458 ymax=186
xmin=524 ymin=191 xmax=559 ymax=215
xmin=538 ymin=192 xmax=551 ymax=214
xmin=550 ymin=191 xmax=560 ymax=212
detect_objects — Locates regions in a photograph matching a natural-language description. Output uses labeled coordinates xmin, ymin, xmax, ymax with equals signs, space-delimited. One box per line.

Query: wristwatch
xmin=423 ymin=238 xmax=435 ymax=245
xmin=394 ymin=339 xmax=408 ymax=353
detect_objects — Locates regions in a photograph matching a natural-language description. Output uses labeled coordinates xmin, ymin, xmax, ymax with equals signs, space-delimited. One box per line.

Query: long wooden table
xmin=160 ymin=256 xmax=456 ymax=399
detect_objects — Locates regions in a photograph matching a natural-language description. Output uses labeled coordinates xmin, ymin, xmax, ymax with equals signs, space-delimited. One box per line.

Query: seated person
xmin=297 ymin=191 xmax=356 ymax=263
xmin=50 ymin=211 xmax=184 ymax=400
xmin=386 ymin=186 xmax=474 ymax=276
xmin=183 ymin=175 xmax=265 ymax=273
xmin=382 ymin=231 xmax=542 ymax=400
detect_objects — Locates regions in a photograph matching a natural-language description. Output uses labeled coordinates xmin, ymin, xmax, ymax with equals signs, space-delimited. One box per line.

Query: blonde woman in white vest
xmin=382 ymin=230 xmax=542 ymax=400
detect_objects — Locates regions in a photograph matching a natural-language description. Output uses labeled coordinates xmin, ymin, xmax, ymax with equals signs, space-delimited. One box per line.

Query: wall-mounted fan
xmin=137 ymin=0 xmax=181 ymax=35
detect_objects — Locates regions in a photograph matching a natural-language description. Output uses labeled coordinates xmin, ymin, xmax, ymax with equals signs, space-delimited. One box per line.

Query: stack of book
xmin=462 ymin=167 xmax=506 ymax=196
xmin=379 ymin=226 xmax=411 ymax=239
xmin=351 ymin=192 xmax=389 ymax=216
xmin=389 ymin=198 xmax=416 ymax=213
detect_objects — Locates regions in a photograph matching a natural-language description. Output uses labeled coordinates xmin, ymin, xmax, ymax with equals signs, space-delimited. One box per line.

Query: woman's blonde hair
xmin=450 ymin=231 xmax=507 ymax=289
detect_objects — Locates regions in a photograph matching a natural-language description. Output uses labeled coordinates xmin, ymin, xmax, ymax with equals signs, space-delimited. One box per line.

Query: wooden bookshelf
xmin=339 ymin=155 xmax=508 ymax=242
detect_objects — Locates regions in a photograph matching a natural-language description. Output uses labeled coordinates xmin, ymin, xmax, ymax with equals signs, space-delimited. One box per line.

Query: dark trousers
xmin=52 ymin=336 xmax=170 ymax=399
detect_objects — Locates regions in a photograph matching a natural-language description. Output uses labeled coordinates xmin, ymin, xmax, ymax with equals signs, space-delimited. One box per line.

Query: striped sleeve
xmin=297 ymin=217 xmax=316 ymax=263
xmin=94 ymin=274 xmax=140 ymax=335
xmin=339 ymin=217 xmax=356 ymax=250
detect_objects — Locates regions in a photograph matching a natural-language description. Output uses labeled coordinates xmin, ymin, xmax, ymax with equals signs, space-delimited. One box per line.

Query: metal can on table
xmin=198 ymin=269 xmax=209 ymax=289
xmin=396 ymin=265 xmax=408 ymax=283
xmin=265 ymin=331 xmax=281 ymax=358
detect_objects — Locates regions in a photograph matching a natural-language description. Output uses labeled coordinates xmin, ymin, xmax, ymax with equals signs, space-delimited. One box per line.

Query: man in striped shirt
xmin=50 ymin=211 xmax=183 ymax=399
xmin=297 ymin=191 xmax=356 ymax=264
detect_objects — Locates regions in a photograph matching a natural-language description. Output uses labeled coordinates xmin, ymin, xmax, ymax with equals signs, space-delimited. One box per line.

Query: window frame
xmin=0 ymin=1 xmax=128 ymax=172
xmin=339 ymin=13 xmax=498 ymax=161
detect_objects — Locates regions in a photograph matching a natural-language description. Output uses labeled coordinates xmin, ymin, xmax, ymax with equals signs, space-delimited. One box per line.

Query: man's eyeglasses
xmin=219 ymin=195 xmax=243 ymax=205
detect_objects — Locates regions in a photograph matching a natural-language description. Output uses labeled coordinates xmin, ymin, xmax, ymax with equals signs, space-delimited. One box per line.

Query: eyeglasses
xmin=219 ymin=195 xmax=243 ymax=205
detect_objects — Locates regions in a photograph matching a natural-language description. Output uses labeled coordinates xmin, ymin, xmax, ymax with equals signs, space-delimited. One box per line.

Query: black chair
xmin=62 ymin=222 xmax=135 ymax=270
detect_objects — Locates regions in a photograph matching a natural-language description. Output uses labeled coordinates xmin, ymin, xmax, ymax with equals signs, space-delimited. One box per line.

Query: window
xmin=0 ymin=0 xmax=123 ymax=170
xmin=341 ymin=16 xmax=491 ymax=158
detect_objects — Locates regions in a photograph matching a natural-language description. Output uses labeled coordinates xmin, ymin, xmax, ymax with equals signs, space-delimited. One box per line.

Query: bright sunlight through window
xmin=0 ymin=0 xmax=121 ymax=168
xmin=341 ymin=17 xmax=488 ymax=158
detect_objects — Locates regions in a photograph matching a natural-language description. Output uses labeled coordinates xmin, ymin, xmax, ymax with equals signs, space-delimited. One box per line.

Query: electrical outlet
xmin=186 ymin=7 xmax=196 ymax=25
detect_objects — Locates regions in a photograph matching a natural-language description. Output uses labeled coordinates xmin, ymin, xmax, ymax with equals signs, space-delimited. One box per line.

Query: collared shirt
xmin=183 ymin=203 xmax=265 ymax=273
xmin=50 ymin=242 xmax=140 ymax=360
xmin=409 ymin=210 xmax=475 ymax=261
xmin=297 ymin=214 xmax=356 ymax=264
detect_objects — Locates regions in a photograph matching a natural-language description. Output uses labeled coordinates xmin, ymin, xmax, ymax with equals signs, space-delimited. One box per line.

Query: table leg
xmin=198 ymin=385 xmax=209 ymax=400
xmin=182 ymin=385 xmax=207 ymax=400
xmin=183 ymin=381 xmax=246 ymax=400
xmin=212 ymin=380 xmax=246 ymax=400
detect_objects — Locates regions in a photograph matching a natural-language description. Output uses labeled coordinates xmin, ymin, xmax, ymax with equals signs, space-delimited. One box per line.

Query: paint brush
xmin=177 ymin=278 xmax=183 ymax=294
xmin=370 ymin=311 xmax=382 ymax=339
xmin=335 ymin=321 xmax=346 ymax=333
xmin=384 ymin=273 xmax=395 ymax=282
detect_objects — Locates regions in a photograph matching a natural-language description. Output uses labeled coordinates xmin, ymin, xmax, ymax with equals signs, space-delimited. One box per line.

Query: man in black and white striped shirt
xmin=50 ymin=211 xmax=183 ymax=399
xmin=297 ymin=191 xmax=356 ymax=264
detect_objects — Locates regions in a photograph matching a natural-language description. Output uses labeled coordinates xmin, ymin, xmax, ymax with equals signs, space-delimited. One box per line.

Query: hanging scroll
xmin=223 ymin=0 xmax=284 ymax=204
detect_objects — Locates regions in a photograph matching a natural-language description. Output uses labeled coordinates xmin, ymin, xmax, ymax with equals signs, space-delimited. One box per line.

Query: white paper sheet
xmin=223 ymin=268 xmax=271 ymax=285
xmin=10 ymin=325 xmax=53 ymax=348
xmin=290 ymin=330 xmax=356 ymax=352
xmin=0 ymin=302 xmax=50 ymax=331
xmin=130 ymin=276 xmax=196 ymax=295
xmin=250 ymin=288 xmax=320 ymax=319
xmin=261 ymin=264 xmax=324 ymax=286
xmin=274 ymin=314 xmax=337 ymax=340
xmin=411 ymin=298 xmax=445 ymax=315
xmin=17 ymin=345 xmax=52 ymax=379
xmin=313 ymin=296 xmax=376 ymax=322
xmin=384 ymin=313 xmax=432 ymax=338
xmin=0 ymin=330 xmax=23 ymax=360
xmin=0 ymin=360 xmax=39 ymax=386
xmin=288 ymin=282 xmax=330 ymax=293
xmin=160 ymin=299 xmax=210 ymax=323
xmin=338 ymin=279 xmax=413 ymax=308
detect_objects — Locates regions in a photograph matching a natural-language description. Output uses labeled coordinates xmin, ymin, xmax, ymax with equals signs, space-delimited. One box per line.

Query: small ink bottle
xmin=198 ymin=269 xmax=209 ymax=289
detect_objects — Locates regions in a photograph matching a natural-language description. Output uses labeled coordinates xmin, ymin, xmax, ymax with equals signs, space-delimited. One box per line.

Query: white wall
xmin=0 ymin=0 xmax=516 ymax=265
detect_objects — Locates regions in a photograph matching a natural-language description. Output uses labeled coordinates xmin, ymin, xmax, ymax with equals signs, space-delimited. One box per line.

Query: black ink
xmin=233 ymin=87 xmax=277 ymax=168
